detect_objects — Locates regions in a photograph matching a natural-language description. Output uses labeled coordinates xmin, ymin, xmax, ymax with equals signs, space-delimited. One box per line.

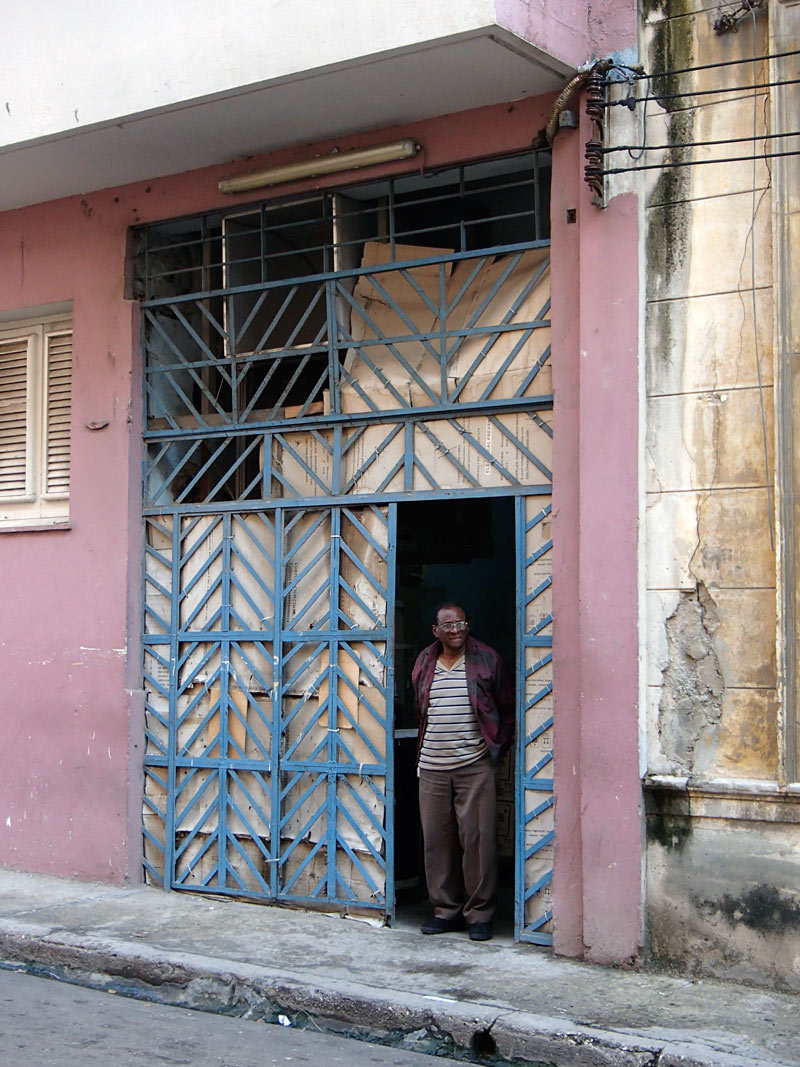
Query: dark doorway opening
xmin=392 ymin=496 xmax=516 ymax=937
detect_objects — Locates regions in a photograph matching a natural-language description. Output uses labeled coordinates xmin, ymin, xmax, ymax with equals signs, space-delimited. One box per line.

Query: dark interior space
xmin=392 ymin=495 xmax=516 ymax=936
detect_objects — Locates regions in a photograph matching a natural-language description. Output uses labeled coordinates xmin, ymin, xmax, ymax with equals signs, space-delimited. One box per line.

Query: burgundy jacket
xmin=411 ymin=634 xmax=515 ymax=764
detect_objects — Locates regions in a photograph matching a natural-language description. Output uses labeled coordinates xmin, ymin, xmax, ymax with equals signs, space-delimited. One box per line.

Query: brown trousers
xmin=418 ymin=755 xmax=497 ymax=925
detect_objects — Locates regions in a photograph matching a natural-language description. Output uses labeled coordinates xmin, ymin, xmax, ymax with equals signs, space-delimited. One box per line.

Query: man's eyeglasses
xmin=436 ymin=620 xmax=468 ymax=632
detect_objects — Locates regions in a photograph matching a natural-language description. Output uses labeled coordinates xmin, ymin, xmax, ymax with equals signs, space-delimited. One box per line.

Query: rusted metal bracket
xmin=713 ymin=0 xmax=765 ymax=35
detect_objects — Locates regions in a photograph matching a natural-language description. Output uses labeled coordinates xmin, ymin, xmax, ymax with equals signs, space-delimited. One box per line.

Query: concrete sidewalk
xmin=0 ymin=870 xmax=797 ymax=1067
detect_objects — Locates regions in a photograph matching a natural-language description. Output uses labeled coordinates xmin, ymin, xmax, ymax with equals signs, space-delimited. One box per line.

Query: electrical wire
xmin=619 ymin=47 xmax=799 ymax=79
xmin=599 ymin=149 xmax=800 ymax=176
xmin=601 ymin=129 xmax=800 ymax=155
xmin=603 ymin=76 xmax=800 ymax=106
xmin=598 ymin=15 xmax=778 ymax=546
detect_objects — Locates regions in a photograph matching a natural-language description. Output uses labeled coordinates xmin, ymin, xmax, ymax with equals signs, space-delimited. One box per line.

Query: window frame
xmin=0 ymin=312 xmax=72 ymax=531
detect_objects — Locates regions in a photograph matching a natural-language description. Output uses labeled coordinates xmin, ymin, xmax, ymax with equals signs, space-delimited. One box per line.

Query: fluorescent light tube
xmin=218 ymin=139 xmax=420 ymax=194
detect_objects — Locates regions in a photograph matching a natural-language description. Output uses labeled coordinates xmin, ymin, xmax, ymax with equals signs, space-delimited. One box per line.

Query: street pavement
xmin=0 ymin=869 xmax=798 ymax=1067
xmin=0 ymin=969 xmax=466 ymax=1067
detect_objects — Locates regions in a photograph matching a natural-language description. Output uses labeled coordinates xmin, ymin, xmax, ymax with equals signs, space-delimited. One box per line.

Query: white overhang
xmin=0 ymin=29 xmax=574 ymax=212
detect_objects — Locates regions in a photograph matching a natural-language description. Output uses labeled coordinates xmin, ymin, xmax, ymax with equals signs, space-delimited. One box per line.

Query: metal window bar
xmin=136 ymin=152 xmax=550 ymax=301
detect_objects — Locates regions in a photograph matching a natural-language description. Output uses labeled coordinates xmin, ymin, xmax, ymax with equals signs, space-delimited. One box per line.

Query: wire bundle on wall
xmin=586 ymin=48 xmax=800 ymax=182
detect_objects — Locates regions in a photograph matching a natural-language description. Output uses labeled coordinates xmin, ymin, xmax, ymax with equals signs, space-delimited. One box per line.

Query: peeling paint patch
xmin=658 ymin=582 xmax=724 ymax=773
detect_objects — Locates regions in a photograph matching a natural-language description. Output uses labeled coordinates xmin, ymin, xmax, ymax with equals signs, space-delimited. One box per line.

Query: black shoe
xmin=420 ymin=914 xmax=467 ymax=934
xmin=468 ymin=922 xmax=493 ymax=941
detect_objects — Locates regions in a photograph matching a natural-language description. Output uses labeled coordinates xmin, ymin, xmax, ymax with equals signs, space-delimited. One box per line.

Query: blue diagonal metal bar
xmin=341 ymin=506 xmax=390 ymax=559
xmin=142 ymin=240 xmax=551 ymax=311
xmin=279 ymin=793 xmax=325 ymax=849
xmin=443 ymin=256 xmax=490 ymax=317
xmin=230 ymin=641 xmax=274 ymax=696
xmin=179 ymin=517 xmax=222 ymax=568
xmin=281 ymin=836 xmax=326 ymax=896
xmin=525 ymin=715 xmax=554 ymax=747
xmin=174 ymin=772 xmax=218 ymax=841
xmin=415 ymin=422 xmax=480 ymax=487
xmin=336 ymin=574 xmax=384 ymax=628
xmin=336 ymin=336 xmax=414 ymax=410
xmin=523 ymin=795 xmax=555 ymax=826
xmin=145 ymin=333 xmax=230 ymax=425
xmin=342 ymin=423 xmax=405 ymax=495
xmin=490 ymin=415 xmax=552 ymax=482
xmin=175 ymin=831 xmax=218 ymax=885
xmin=524 ymin=869 xmax=553 ymax=900
xmin=170 ymin=302 xmax=226 ymax=367
xmin=337 ymin=321 xmax=439 ymax=410
xmin=205 ymin=435 xmax=264 ymax=503
xmin=145 ymin=307 xmax=231 ymax=389
xmin=334 ymin=833 xmax=384 ymax=902
xmin=357 ymin=271 xmax=442 ymax=366
xmin=284 ymin=575 xmax=331 ymax=633
xmin=448 ymin=420 xmax=522 ymax=485
xmin=526 ymin=829 xmax=555 ymax=858
xmin=193 ymin=299 xmax=229 ymax=348
xmin=515 ymin=345 xmax=552 ymax=397
xmin=176 ymin=642 xmax=218 ymax=691
xmin=336 ymin=781 xmax=388 ymax=851
xmin=459 ymin=328 xmax=537 ymax=405
xmin=147 ymin=440 xmax=205 ymax=506
xmin=527 ymin=751 xmax=554 ymax=778
xmin=279 ymin=769 xmax=326 ymax=824
xmin=172 ymin=437 xmax=231 ymax=504
xmin=234 ymin=289 xmax=271 ymax=350
xmin=280 ymin=643 xmax=326 ymax=694
xmin=444 ymin=252 xmax=524 ymax=372
xmin=526 ymin=539 xmax=554 ymax=568
xmin=274 ymin=432 xmax=333 ymax=496
xmin=387 ymin=263 xmax=441 ymax=319
xmin=339 ymin=640 xmax=389 ymax=693
xmin=224 ymin=833 xmax=271 ymax=894
xmin=180 ymin=575 xmax=223 ymax=632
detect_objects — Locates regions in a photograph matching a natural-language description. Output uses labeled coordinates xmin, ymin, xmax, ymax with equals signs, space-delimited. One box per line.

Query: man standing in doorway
xmin=411 ymin=602 xmax=514 ymax=941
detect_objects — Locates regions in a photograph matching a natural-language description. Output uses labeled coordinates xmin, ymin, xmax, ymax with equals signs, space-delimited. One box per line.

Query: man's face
xmin=433 ymin=606 xmax=469 ymax=655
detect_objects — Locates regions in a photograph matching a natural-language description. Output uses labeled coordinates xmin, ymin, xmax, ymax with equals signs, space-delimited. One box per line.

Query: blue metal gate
xmin=139 ymin=157 xmax=554 ymax=937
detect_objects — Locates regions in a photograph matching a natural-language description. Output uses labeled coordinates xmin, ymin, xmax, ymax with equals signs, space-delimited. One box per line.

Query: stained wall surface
xmin=641 ymin=0 xmax=800 ymax=988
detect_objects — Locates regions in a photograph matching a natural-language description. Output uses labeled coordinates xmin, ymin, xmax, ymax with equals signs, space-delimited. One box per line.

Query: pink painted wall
xmin=495 ymin=0 xmax=637 ymax=66
xmin=0 ymin=200 xmax=143 ymax=881
xmin=495 ymin=0 xmax=591 ymax=68
xmin=550 ymin=127 xmax=585 ymax=958
xmin=551 ymin=115 xmax=643 ymax=963
xmin=0 ymin=77 xmax=643 ymax=964
xmin=0 ymin=93 xmax=556 ymax=884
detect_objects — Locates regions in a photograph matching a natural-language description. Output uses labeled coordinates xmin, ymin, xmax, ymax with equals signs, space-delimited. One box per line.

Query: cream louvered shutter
xmin=44 ymin=330 xmax=72 ymax=496
xmin=0 ymin=334 xmax=30 ymax=499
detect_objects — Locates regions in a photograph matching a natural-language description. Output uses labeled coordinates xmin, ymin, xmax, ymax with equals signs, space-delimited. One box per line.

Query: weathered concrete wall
xmin=642 ymin=0 xmax=800 ymax=987
xmin=646 ymin=783 xmax=800 ymax=990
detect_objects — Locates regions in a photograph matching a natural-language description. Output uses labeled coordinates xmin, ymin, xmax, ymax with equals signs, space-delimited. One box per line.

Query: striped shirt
xmin=417 ymin=656 xmax=488 ymax=771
